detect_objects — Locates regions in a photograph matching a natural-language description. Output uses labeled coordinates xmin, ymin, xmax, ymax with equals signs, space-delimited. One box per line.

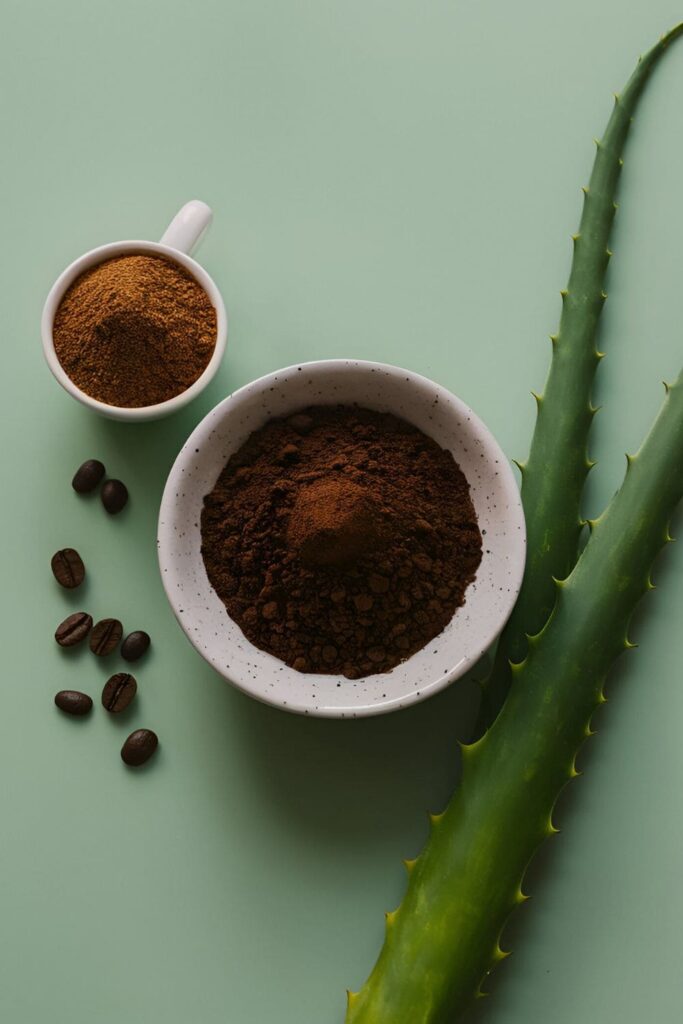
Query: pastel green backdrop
xmin=2 ymin=1 xmax=682 ymax=1021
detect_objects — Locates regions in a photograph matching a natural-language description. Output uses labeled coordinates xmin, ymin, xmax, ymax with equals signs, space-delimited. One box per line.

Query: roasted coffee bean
xmin=121 ymin=728 xmax=158 ymax=767
xmin=55 ymin=690 xmax=93 ymax=715
xmin=72 ymin=459 xmax=105 ymax=494
xmin=102 ymin=672 xmax=137 ymax=713
xmin=121 ymin=630 xmax=151 ymax=662
xmin=50 ymin=548 xmax=85 ymax=589
xmin=101 ymin=479 xmax=128 ymax=514
xmin=89 ymin=617 xmax=123 ymax=656
xmin=55 ymin=611 xmax=93 ymax=647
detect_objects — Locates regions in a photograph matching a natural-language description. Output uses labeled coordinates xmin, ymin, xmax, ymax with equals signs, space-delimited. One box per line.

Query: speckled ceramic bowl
xmin=158 ymin=360 xmax=526 ymax=717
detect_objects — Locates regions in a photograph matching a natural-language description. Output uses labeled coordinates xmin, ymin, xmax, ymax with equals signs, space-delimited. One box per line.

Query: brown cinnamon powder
xmin=53 ymin=254 xmax=217 ymax=407
xmin=201 ymin=405 xmax=482 ymax=679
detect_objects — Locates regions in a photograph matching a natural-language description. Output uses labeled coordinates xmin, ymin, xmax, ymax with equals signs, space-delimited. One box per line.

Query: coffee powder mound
xmin=287 ymin=477 xmax=385 ymax=568
xmin=53 ymin=255 xmax=217 ymax=407
xmin=201 ymin=405 xmax=483 ymax=679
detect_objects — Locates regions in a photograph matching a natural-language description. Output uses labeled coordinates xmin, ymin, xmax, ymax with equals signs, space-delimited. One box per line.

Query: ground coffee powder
xmin=53 ymin=254 xmax=216 ymax=407
xmin=201 ymin=405 xmax=482 ymax=679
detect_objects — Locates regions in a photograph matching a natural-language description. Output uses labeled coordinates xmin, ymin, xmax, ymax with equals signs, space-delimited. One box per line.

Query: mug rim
xmin=41 ymin=239 xmax=228 ymax=422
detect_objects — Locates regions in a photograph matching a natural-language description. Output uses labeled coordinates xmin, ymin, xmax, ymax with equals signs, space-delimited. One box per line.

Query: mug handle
xmin=160 ymin=200 xmax=213 ymax=255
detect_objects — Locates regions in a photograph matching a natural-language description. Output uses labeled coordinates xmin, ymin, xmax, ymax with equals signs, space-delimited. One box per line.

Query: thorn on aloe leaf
xmin=515 ymin=884 xmax=529 ymax=904
xmin=461 ymin=733 xmax=487 ymax=761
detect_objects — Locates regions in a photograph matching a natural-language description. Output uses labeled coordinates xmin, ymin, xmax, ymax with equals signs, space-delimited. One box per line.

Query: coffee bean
xmin=55 ymin=611 xmax=93 ymax=647
xmin=121 ymin=630 xmax=150 ymax=662
xmin=51 ymin=548 xmax=85 ymax=589
xmin=90 ymin=618 xmax=123 ymax=656
xmin=102 ymin=672 xmax=137 ymax=713
xmin=121 ymin=728 xmax=158 ymax=767
xmin=72 ymin=459 xmax=105 ymax=494
xmin=101 ymin=479 xmax=128 ymax=514
xmin=55 ymin=690 xmax=93 ymax=715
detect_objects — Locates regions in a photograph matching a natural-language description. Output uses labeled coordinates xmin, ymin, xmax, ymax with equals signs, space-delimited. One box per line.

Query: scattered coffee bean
xmin=90 ymin=617 xmax=123 ymax=656
xmin=121 ymin=728 xmax=158 ymax=767
xmin=51 ymin=548 xmax=85 ymax=589
xmin=72 ymin=459 xmax=106 ymax=494
xmin=101 ymin=479 xmax=128 ymax=514
xmin=55 ymin=690 xmax=93 ymax=715
xmin=121 ymin=630 xmax=151 ymax=662
xmin=55 ymin=611 xmax=93 ymax=647
xmin=102 ymin=673 xmax=137 ymax=713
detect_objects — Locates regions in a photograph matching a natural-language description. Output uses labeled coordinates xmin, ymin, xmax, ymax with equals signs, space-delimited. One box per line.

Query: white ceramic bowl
xmin=158 ymin=360 xmax=526 ymax=717
xmin=41 ymin=201 xmax=228 ymax=422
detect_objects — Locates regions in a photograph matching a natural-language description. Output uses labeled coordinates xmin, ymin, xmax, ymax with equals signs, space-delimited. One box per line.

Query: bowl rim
xmin=41 ymin=240 xmax=228 ymax=422
xmin=157 ymin=358 xmax=526 ymax=717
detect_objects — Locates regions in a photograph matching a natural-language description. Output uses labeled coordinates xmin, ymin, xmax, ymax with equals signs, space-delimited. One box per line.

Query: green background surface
xmin=2 ymin=2 xmax=683 ymax=1021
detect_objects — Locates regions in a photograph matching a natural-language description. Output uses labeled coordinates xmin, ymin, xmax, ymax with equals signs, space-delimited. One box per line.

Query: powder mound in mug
xmin=53 ymin=254 xmax=217 ymax=408
xmin=201 ymin=405 xmax=483 ymax=679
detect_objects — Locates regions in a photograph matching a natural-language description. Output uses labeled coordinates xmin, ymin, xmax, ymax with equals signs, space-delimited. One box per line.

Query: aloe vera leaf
xmin=478 ymin=24 xmax=683 ymax=729
xmin=346 ymin=373 xmax=683 ymax=1022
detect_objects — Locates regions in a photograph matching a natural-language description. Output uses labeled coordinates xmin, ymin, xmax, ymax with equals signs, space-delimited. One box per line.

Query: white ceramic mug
xmin=41 ymin=200 xmax=228 ymax=422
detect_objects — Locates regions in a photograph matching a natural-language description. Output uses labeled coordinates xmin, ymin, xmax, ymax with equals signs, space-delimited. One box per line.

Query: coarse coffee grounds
xmin=53 ymin=255 xmax=217 ymax=407
xmin=201 ymin=405 xmax=483 ymax=679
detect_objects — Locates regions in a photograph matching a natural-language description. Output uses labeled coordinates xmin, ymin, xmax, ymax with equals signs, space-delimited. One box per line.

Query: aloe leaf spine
xmin=478 ymin=25 xmax=683 ymax=729
xmin=346 ymin=373 xmax=683 ymax=1023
